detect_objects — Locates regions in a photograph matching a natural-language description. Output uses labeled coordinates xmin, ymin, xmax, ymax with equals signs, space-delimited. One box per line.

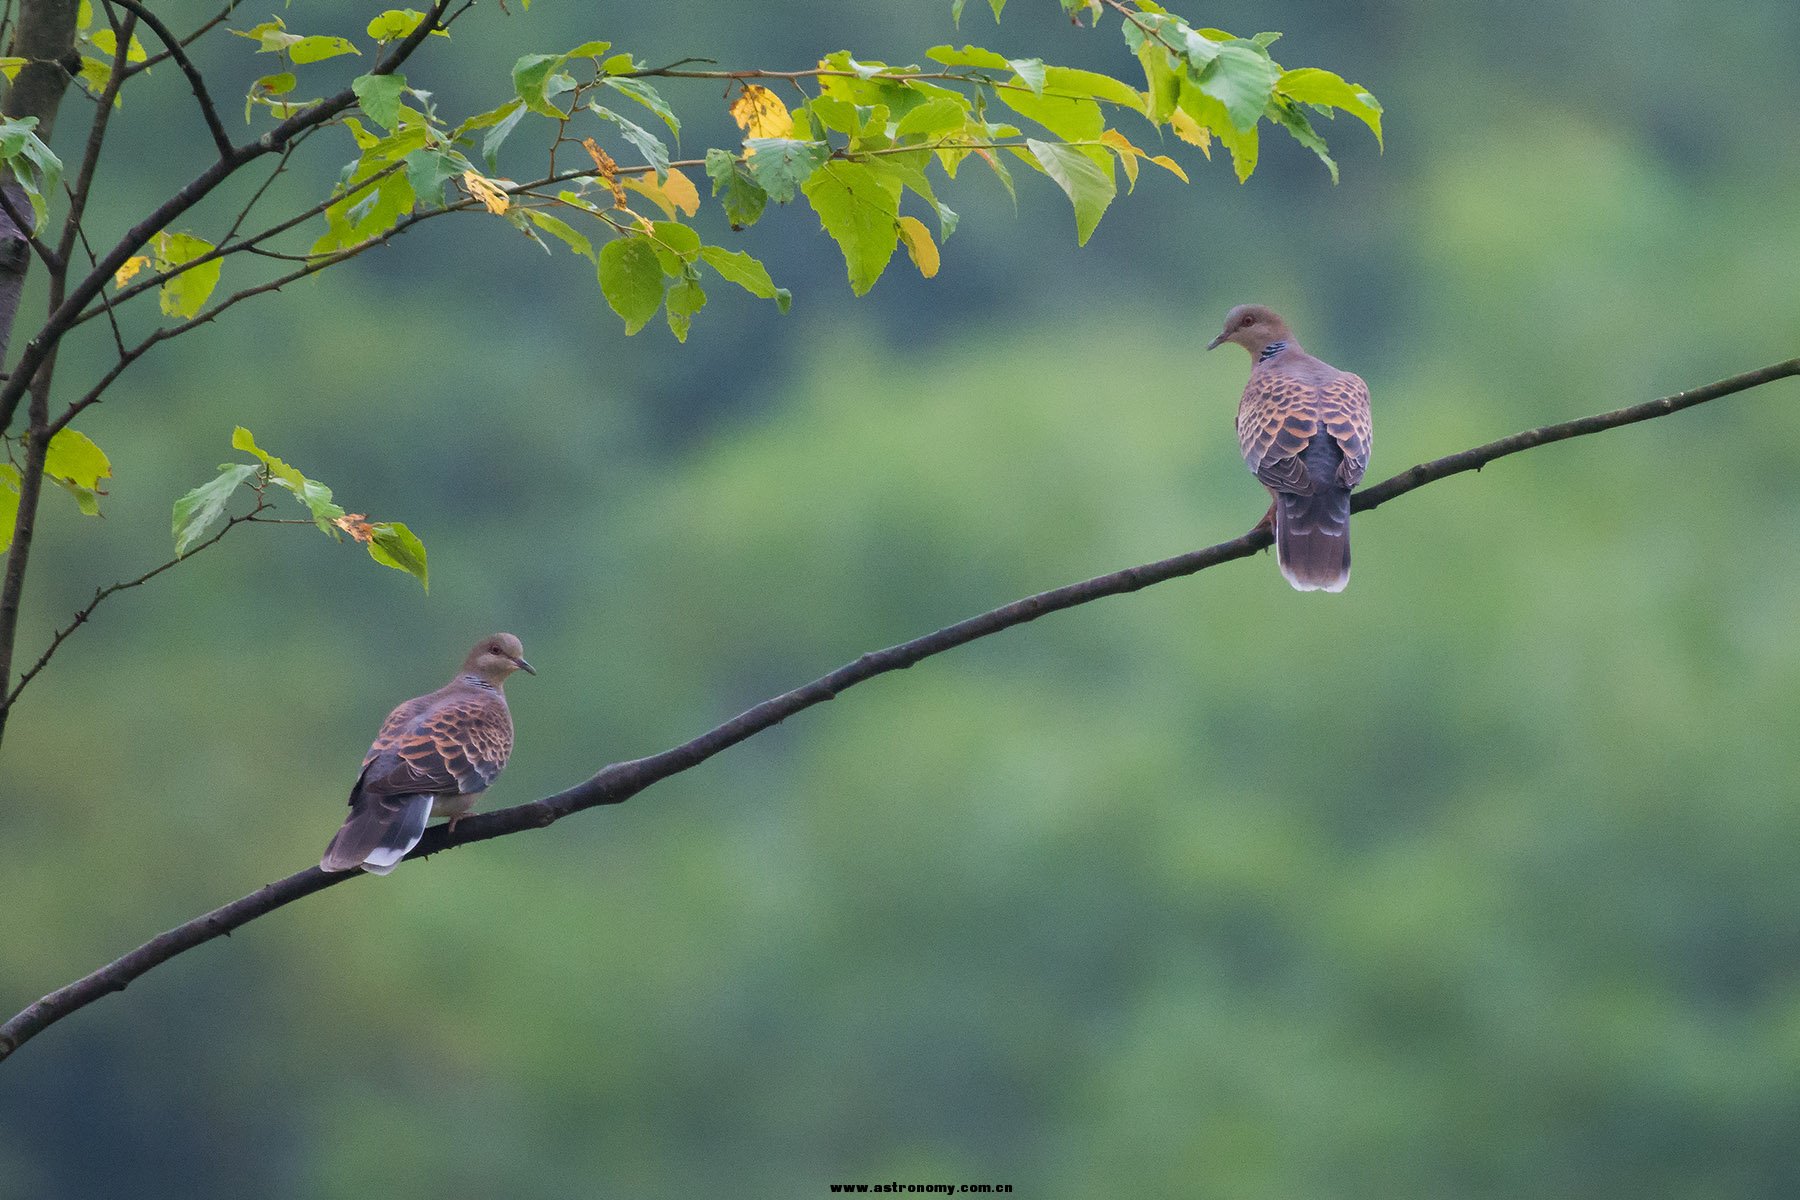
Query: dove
xmin=1209 ymin=305 xmax=1372 ymax=592
xmin=320 ymin=633 xmax=534 ymax=875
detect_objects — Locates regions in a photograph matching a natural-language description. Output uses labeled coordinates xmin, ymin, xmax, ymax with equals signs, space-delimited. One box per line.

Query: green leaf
xmin=523 ymin=209 xmax=594 ymax=260
xmin=699 ymin=245 xmax=790 ymax=312
xmin=246 ymin=71 xmax=298 ymax=121
xmin=801 ymin=161 xmax=900 ymax=296
xmin=664 ymin=274 xmax=706 ymax=342
xmin=90 ymin=28 xmax=147 ymax=63
xmin=511 ymin=53 xmax=569 ymax=117
xmin=1008 ymin=57 xmax=1046 ymax=96
xmin=1276 ymin=67 xmax=1383 ymax=148
xmin=43 ymin=429 xmax=111 ymax=490
xmin=1043 ymin=66 xmax=1147 ymax=114
xmin=367 ymin=521 xmax=428 ymax=590
xmin=0 ymin=116 xmax=63 ymax=226
xmin=895 ymin=97 xmax=967 ymax=140
xmin=807 ymin=95 xmax=862 ymax=138
xmin=171 ymin=463 xmax=258 ymax=557
xmin=232 ymin=17 xmax=302 ymax=53
xmin=1269 ymin=99 xmax=1337 ymax=183
xmin=404 ymin=147 xmax=470 ymax=206
xmin=1026 ymin=138 xmax=1115 ymax=245
xmin=366 ymin=9 xmax=436 ymax=42
xmin=351 ymin=73 xmax=408 ymax=131
xmin=155 ymin=232 xmax=222 ymax=318
xmin=999 ymin=89 xmax=1104 ymax=141
xmin=229 ymin=427 xmax=343 ymax=530
xmin=705 ymin=148 xmax=768 ymax=229
xmin=589 ymin=103 xmax=669 ymax=180
xmin=0 ymin=463 xmax=19 ymax=553
xmin=1178 ymin=83 xmax=1258 ymax=181
xmin=564 ymin=39 xmax=612 ymax=60
xmin=480 ymin=101 xmax=528 ymax=170
xmin=1194 ymin=39 xmax=1279 ymax=131
xmin=601 ymin=77 xmax=680 ymax=140
xmin=744 ymin=138 xmax=829 ymax=203
xmin=597 ymin=236 xmax=665 ymax=334
xmin=289 ymin=35 xmax=360 ymax=65
xmin=644 ymin=220 xmax=702 ymax=276
xmin=453 ymin=97 xmax=520 ymax=137
xmin=926 ymin=44 xmax=1010 ymax=70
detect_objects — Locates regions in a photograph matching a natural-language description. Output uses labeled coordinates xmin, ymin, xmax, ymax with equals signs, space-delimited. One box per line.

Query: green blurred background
xmin=4 ymin=0 xmax=1800 ymax=1195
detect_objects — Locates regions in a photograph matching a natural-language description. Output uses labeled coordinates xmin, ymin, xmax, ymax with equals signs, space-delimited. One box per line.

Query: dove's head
xmin=1207 ymin=304 xmax=1292 ymax=355
xmin=463 ymin=632 xmax=535 ymax=683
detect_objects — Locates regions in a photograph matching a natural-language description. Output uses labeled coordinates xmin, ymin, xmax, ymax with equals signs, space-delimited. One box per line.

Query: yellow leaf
xmin=620 ymin=167 xmax=699 ymax=220
xmin=1145 ymin=154 xmax=1190 ymax=183
xmin=896 ymin=215 xmax=939 ymax=279
xmin=660 ymin=167 xmax=700 ymax=217
xmin=114 ymin=255 xmax=151 ymax=288
xmin=727 ymin=84 xmax=793 ymax=139
xmin=620 ymin=175 xmax=676 ymax=219
xmin=1169 ymin=107 xmax=1212 ymax=158
xmin=462 ymin=170 xmax=511 ymax=214
xmin=1098 ymin=129 xmax=1139 ymax=191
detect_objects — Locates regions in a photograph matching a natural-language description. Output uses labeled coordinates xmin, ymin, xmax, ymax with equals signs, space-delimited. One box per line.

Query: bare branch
xmin=52 ymin=5 xmax=135 ymax=274
xmin=5 ymin=497 xmax=267 ymax=704
xmin=123 ymin=0 xmax=239 ymax=77
xmin=106 ymin=0 xmax=232 ymax=157
xmin=4 ymin=356 xmax=1796 ymax=1062
xmin=0 ymin=360 xmax=53 ymax=740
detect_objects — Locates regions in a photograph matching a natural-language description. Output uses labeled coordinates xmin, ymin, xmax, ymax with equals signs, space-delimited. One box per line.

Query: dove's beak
xmin=513 ymin=656 xmax=536 ymax=675
xmin=1206 ymin=332 xmax=1227 ymax=351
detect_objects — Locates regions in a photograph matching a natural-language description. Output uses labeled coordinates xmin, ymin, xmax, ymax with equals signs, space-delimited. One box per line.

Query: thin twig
xmin=56 ymin=9 xmax=138 ymax=273
xmin=3 ymin=355 xmax=1796 ymax=1061
xmin=124 ymin=0 xmax=240 ymax=76
xmin=108 ymin=0 xmax=235 ymax=157
xmin=69 ymin=219 xmax=128 ymax=358
xmin=0 ymin=0 xmax=453 ymax=434
xmin=5 ymin=498 xmax=267 ymax=704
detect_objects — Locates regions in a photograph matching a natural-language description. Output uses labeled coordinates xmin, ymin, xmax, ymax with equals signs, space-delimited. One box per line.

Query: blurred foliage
xmin=2 ymin=0 xmax=1800 ymax=1197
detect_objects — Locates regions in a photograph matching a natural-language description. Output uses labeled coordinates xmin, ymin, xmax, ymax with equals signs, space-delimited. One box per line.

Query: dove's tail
xmin=320 ymin=787 xmax=433 ymax=875
xmin=1273 ymin=433 xmax=1353 ymax=593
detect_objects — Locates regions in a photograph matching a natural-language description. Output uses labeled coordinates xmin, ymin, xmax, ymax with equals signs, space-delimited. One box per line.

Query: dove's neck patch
xmin=1258 ymin=341 xmax=1290 ymax=362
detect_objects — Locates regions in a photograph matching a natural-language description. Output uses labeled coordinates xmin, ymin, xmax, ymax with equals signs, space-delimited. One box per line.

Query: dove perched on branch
xmin=1209 ymin=305 xmax=1373 ymax=592
xmin=321 ymin=633 xmax=534 ymax=876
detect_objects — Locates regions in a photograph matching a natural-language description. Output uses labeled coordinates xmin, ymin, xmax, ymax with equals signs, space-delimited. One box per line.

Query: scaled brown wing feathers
xmin=1237 ymin=374 xmax=1320 ymax=488
xmin=358 ymin=690 xmax=513 ymax=798
xmin=1319 ymin=372 xmax=1373 ymax=486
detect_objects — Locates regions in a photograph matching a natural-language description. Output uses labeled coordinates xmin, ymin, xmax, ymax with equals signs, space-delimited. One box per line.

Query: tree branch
xmin=4 ymin=495 xmax=266 ymax=704
xmin=0 ymin=0 xmax=453 ymax=434
xmin=2 ymin=356 xmax=1795 ymax=1061
xmin=122 ymin=0 xmax=238 ymax=77
xmin=105 ymin=0 xmax=232 ymax=158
